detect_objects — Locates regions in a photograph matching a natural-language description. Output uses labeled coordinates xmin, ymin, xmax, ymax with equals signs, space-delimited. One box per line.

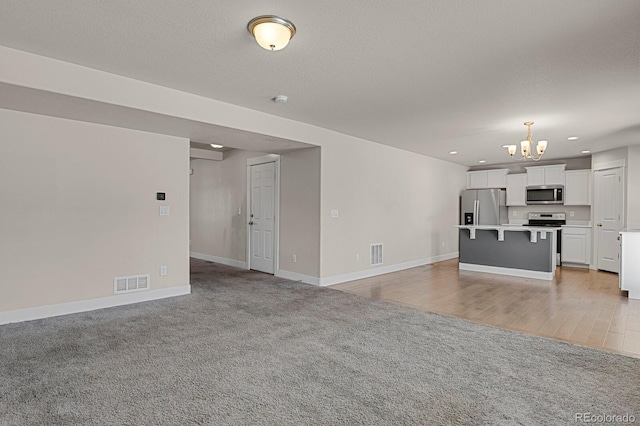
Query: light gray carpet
xmin=1 ymin=259 xmax=639 ymax=425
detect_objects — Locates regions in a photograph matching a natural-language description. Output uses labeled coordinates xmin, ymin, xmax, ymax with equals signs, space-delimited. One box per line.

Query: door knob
xmin=597 ymin=223 xmax=603 ymax=227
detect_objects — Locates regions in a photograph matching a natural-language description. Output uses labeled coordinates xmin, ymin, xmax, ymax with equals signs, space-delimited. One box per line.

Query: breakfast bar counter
xmin=456 ymin=225 xmax=560 ymax=280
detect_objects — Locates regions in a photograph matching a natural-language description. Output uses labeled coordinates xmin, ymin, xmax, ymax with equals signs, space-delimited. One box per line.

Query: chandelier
xmin=506 ymin=121 xmax=547 ymax=161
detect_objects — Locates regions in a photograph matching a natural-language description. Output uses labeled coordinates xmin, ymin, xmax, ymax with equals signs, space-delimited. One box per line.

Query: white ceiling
xmin=0 ymin=1 xmax=639 ymax=166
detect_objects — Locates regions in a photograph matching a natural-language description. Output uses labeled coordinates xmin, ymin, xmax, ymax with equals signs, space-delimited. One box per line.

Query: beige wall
xmin=627 ymin=145 xmax=640 ymax=226
xmin=0 ymin=109 xmax=190 ymax=312
xmin=190 ymin=147 xmax=322 ymax=278
xmin=320 ymin=137 xmax=467 ymax=278
xmin=279 ymin=147 xmax=321 ymax=277
xmin=1 ymin=47 xmax=467 ymax=287
xmin=189 ymin=149 xmax=267 ymax=263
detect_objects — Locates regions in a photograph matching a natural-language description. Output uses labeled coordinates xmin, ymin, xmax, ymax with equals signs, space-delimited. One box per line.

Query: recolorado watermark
xmin=575 ymin=413 xmax=636 ymax=423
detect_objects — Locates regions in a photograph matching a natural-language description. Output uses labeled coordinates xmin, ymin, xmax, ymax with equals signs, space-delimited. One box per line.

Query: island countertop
xmin=455 ymin=225 xmax=562 ymax=231
xmin=455 ymin=224 xmax=560 ymax=243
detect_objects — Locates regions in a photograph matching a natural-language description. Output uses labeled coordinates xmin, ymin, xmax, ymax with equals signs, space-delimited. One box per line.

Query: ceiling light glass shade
xmin=536 ymin=140 xmax=547 ymax=155
xmin=248 ymin=16 xmax=296 ymax=51
xmin=507 ymin=121 xmax=548 ymax=161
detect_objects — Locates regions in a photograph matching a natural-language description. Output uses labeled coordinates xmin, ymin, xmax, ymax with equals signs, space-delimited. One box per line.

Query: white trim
xmin=275 ymin=269 xmax=320 ymax=286
xmin=0 ymin=285 xmax=191 ymax=325
xmin=189 ymin=148 xmax=223 ymax=161
xmin=592 ymin=158 xmax=625 ymax=171
xmin=559 ymin=262 xmax=590 ymax=270
xmin=321 ymin=252 xmax=459 ymax=287
xmin=247 ymin=154 xmax=281 ymax=166
xmin=458 ymin=263 xmax=554 ymax=281
xmin=246 ymin=155 xmax=280 ymax=274
xmin=190 ymin=252 xmax=248 ymax=269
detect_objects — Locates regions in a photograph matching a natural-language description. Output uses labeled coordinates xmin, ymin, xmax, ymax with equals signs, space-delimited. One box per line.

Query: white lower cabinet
xmin=562 ymin=227 xmax=591 ymax=265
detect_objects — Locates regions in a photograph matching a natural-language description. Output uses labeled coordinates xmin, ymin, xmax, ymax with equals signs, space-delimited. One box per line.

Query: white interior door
xmin=594 ymin=168 xmax=623 ymax=273
xmin=249 ymin=162 xmax=275 ymax=274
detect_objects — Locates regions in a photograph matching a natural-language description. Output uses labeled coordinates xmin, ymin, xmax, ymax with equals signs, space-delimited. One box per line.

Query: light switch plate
xmin=159 ymin=206 xmax=170 ymax=216
xmin=331 ymin=209 xmax=339 ymax=218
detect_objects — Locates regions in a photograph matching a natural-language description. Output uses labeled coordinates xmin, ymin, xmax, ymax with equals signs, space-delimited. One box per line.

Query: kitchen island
xmin=457 ymin=225 xmax=560 ymax=280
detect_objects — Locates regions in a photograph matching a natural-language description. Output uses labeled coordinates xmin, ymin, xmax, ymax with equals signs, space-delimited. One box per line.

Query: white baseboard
xmin=320 ymin=252 xmax=459 ymax=287
xmin=0 ymin=284 xmax=191 ymax=325
xmin=561 ymin=262 xmax=590 ymax=269
xmin=459 ymin=263 xmax=554 ymax=281
xmin=275 ymin=269 xmax=320 ymax=286
xmin=190 ymin=252 xmax=248 ymax=269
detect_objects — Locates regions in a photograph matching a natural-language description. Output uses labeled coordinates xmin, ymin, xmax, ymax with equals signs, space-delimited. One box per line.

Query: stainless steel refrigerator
xmin=460 ymin=189 xmax=507 ymax=226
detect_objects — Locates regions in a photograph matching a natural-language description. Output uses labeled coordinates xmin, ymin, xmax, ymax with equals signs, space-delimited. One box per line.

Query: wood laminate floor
xmin=331 ymin=259 xmax=640 ymax=358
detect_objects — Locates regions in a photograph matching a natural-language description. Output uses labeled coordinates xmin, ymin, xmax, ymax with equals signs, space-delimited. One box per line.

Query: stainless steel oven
xmin=527 ymin=212 xmax=566 ymax=264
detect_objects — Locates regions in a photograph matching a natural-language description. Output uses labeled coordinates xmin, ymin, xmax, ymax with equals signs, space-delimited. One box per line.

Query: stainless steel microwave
xmin=526 ymin=185 xmax=564 ymax=205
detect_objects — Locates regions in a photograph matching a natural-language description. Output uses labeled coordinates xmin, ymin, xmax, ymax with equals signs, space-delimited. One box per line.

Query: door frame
xmin=592 ymin=160 xmax=625 ymax=271
xmin=246 ymin=154 xmax=280 ymax=273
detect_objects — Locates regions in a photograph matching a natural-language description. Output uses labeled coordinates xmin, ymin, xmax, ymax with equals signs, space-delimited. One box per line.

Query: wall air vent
xmin=114 ymin=274 xmax=150 ymax=294
xmin=370 ymin=243 xmax=383 ymax=266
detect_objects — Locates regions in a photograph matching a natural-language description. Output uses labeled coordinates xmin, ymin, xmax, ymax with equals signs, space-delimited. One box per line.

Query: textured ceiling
xmin=0 ymin=0 xmax=639 ymax=166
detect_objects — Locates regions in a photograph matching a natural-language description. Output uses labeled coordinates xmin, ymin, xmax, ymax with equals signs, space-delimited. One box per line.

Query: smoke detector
xmin=273 ymin=95 xmax=288 ymax=104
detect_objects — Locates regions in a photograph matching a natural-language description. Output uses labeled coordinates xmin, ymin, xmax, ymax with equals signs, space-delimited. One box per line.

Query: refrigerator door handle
xmin=474 ymin=200 xmax=479 ymax=225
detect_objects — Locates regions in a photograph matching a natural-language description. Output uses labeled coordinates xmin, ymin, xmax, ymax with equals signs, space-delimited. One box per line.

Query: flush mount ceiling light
xmin=505 ymin=121 xmax=548 ymax=162
xmin=210 ymin=144 xmax=224 ymax=149
xmin=247 ymin=15 xmax=296 ymax=51
xmin=567 ymin=136 xmax=579 ymax=140
xmin=449 ymin=151 xmax=458 ymax=155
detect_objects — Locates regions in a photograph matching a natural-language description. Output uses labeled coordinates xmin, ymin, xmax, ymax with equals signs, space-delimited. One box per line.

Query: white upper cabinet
xmin=506 ymin=174 xmax=527 ymax=206
xmin=525 ymin=164 xmax=565 ymax=186
xmin=564 ymin=169 xmax=592 ymax=206
xmin=467 ymin=169 xmax=509 ymax=189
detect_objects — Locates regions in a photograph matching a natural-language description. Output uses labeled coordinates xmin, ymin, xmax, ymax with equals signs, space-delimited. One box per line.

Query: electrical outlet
xmin=238 ymin=208 xmax=242 ymax=215
xmin=442 ymin=241 xmax=446 ymax=248
xmin=355 ymin=254 xmax=360 ymax=262
xmin=512 ymin=210 xmax=517 ymax=217
xmin=292 ymin=254 xmax=297 ymax=263
xmin=160 ymin=265 xmax=168 ymax=276
xmin=570 ymin=211 xmax=575 ymax=217
xmin=331 ymin=209 xmax=339 ymax=218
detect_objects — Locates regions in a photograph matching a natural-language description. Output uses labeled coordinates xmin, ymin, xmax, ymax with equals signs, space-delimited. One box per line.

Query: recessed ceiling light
xmin=478 ymin=160 xmax=486 ymax=164
xmin=449 ymin=151 xmax=458 ymax=155
xmin=567 ymin=136 xmax=579 ymax=140
xmin=210 ymin=144 xmax=224 ymax=149
xmin=581 ymin=150 xmax=591 ymax=154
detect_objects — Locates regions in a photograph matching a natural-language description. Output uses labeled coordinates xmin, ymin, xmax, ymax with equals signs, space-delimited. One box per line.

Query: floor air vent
xmin=114 ymin=274 xmax=150 ymax=294
xmin=370 ymin=243 xmax=383 ymax=266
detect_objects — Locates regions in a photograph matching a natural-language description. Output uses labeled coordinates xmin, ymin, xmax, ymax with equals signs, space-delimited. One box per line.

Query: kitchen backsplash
xmin=507 ymin=205 xmax=591 ymax=222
